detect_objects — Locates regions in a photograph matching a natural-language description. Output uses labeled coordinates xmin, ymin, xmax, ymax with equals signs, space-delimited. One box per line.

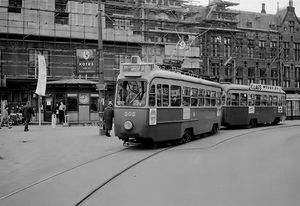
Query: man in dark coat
xmin=103 ymin=103 xmax=114 ymax=137
xmin=22 ymin=101 xmax=35 ymax=132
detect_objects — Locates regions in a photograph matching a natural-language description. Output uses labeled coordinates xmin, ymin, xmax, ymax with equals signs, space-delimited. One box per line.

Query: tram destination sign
xmin=76 ymin=49 xmax=97 ymax=74
xmin=122 ymin=65 xmax=146 ymax=73
xmin=249 ymin=83 xmax=282 ymax=92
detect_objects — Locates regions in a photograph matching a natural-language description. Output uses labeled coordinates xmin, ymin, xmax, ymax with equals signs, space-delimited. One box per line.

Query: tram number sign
xmin=278 ymin=106 xmax=283 ymax=113
xmin=248 ymin=106 xmax=255 ymax=114
xmin=124 ymin=112 xmax=136 ymax=116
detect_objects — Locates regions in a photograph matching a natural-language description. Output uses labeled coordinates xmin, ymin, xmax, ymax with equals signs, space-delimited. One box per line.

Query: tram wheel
xmin=272 ymin=118 xmax=279 ymax=125
xmin=210 ymin=124 xmax=218 ymax=134
xmin=247 ymin=120 xmax=256 ymax=129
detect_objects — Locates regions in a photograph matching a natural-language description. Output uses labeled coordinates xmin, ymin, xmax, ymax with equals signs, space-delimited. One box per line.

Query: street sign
xmin=96 ymin=84 xmax=107 ymax=91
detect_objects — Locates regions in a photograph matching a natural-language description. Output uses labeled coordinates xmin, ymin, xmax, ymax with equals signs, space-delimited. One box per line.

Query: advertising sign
xmin=35 ymin=55 xmax=47 ymax=96
xmin=76 ymin=49 xmax=97 ymax=74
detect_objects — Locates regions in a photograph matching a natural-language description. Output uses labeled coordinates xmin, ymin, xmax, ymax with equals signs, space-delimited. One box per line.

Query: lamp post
xmin=98 ymin=0 xmax=105 ymax=135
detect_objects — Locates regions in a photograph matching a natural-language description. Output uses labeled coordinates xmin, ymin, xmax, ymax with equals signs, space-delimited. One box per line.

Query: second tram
xmin=114 ymin=56 xmax=222 ymax=146
xmin=221 ymin=83 xmax=287 ymax=128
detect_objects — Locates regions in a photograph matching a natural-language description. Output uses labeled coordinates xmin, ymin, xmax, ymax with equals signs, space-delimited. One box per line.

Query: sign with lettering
xmin=249 ymin=83 xmax=282 ymax=92
xmin=76 ymin=49 xmax=97 ymax=74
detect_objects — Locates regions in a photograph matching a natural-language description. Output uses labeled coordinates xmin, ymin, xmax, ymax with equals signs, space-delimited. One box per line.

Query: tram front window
xmin=116 ymin=80 xmax=147 ymax=106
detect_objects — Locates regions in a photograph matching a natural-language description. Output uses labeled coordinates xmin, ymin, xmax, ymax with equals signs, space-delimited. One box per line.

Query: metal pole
xmin=98 ymin=0 xmax=105 ymax=135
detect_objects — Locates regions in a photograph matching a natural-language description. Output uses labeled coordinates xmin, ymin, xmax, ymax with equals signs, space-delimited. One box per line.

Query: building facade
xmin=0 ymin=0 xmax=299 ymax=122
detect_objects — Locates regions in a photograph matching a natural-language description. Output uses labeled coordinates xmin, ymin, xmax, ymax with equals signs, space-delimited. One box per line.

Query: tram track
xmin=0 ymin=123 xmax=299 ymax=205
xmin=74 ymin=123 xmax=300 ymax=206
xmin=0 ymin=147 xmax=130 ymax=201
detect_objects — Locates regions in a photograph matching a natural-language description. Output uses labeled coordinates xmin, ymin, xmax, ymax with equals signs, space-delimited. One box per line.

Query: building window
xmin=259 ymin=68 xmax=266 ymax=78
xmin=271 ymin=79 xmax=278 ymax=86
xmin=295 ymin=67 xmax=300 ymax=79
xmin=259 ymin=79 xmax=266 ymax=85
xmin=8 ymin=0 xmax=22 ymax=13
xmin=247 ymin=78 xmax=255 ymax=85
xmin=283 ymin=66 xmax=290 ymax=78
xmin=199 ymin=37 xmax=204 ymax=57
xmin=259 ymin=40 xmax=266 ymax=59
xmin=28 ymin=50 xmax=50 ymax=78
xmin=283 ymin=80 xmax=290 ymax=88
xmin=248 ymin=67 xmax=255 ymax=77
xmin=235 ymin=78 xmax=243 ymax=85
xmin=211 ymin=63 xmax=219 ymax=76
xmin=289 ymin=21 xmax=295 ymax=33
xmin=113 ymin=14 xmax=133 ymax=30
xmin=271 ymin=68 xmax=278 ymax=78
xmin=270 ymin=41 xmax=277 ymax=59
xmin=55 ymin=0 xmax=69 ymax=25
xmin=283 ymin=42 xmax=289 ymax=60
xmin=294 ymin=43 xmax=300 ymax=61
xmin=236 ymin=42 xmax=243 ymax=58
xmin=67 ymin=94 xmax=78 ymax=111
xmin=211 ymin=36 xmax=220 ymax=57
xmin=224 ymin=37 xmax=231 ymax=57
xmin=247 ymin=40 xmax=254 ymax=59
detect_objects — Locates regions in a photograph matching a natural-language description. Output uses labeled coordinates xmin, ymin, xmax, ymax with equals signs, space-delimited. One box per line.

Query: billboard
xmin=76 ymin=49 xmax=97 ymax=74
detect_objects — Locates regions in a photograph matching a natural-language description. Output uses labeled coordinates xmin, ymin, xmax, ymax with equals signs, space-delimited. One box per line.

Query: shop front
xmin=43 ymin=79 xmax=108 ymax=123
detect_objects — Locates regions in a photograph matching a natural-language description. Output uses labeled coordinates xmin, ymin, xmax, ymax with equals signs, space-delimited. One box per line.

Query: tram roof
xmin=220 ymin=83 xmax=286 ymax=94
xmin=149 ymin=67 xmax=221 ymax=88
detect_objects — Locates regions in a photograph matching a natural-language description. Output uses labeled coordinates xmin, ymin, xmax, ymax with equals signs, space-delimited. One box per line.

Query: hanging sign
xmin=76 ymin=49 xmax=97 ymax=74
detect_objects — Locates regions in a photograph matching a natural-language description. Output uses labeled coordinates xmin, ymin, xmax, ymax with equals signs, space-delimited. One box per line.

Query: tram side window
xmin=226 ymin=93 xmax=231 ymax=105
xmin=162 ymin=84 xmax=169 ymax=106
xmin=278 ymin=96 xmax=283 ymax=106
xmin=216 ymin=91 xmax=222 ymax=106
xmin=157 ymin=84 xmax=162 ymax=107
xmin=171 ymin=85 xmax=181 ymax=106
xmin=205 ymin=90 xmax=211 ymax=106
xmin=183 ymin=87 xmax=190 ymax=106
xmin=248 ymin=94 xmax=255 ymax=106
xmin=211 ymin=91 xmax=216 ymax=106
xmin=255 ymin=94 xmax=261 ymax=106
xmin=231 ymin=93 xmax=239 ymax=106
xmin=272 ymin=96 xmax=278 ymax=106
xmin=262 ymin=95 xmax=267 ymax=106
xmin=149 ymin=84 xmax=155 ymax=107
xmin=191 ymin=88 xmax=198 ymax=106
xmin=282 ymin=96 xmax=286 ymax=106
xmin=267 ymin=95 xmax=272 ymax=106
xmin=240 ymin=93 xmax=247 ymax=106
xmin=199 ymin=89 xmax=205 ymax=106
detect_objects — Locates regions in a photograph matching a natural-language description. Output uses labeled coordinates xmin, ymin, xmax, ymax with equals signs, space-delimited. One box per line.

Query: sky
xmin=201 ymin=0 xmax=300 ymax=17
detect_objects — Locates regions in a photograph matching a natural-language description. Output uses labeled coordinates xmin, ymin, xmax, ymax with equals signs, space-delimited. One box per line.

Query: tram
xmin=114 ymin=56 xmax=222 ymax=146
xmin=220 ymin=83 xmax=286 ymax=128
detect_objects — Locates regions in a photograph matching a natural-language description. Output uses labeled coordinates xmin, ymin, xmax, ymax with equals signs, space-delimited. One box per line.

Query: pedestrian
xmin=58 ymin=102 xmax=66 ymax=123
xmin=54 ymin=103 xmax=59 ymax=123
xmin=0 ymin=106 xmax=12 ymax=129
xmin=22 ymin=101 xmax=35 ymax=132
xmin=103 ymin=103 xmax=114 ymax=137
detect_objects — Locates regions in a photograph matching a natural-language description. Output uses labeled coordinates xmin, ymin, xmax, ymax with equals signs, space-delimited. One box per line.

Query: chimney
xmin=261 ymin=3 xmax=266 ymax=14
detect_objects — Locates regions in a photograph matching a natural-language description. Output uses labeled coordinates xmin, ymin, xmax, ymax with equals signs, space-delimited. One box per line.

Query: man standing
xmin=103 ymin=103 xmax=114 ymax=137
xmin=22 ymin=101 xmax=35 ymax=132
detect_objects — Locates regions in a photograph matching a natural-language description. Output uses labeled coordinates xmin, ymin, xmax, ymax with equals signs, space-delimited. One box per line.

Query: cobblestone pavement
xmin=0 ymin=123 xmax=123 ymax=197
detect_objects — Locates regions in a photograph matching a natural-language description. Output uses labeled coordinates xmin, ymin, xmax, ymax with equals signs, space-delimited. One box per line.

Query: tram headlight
xmin=124 ymin=121 xmax=133 ymax=130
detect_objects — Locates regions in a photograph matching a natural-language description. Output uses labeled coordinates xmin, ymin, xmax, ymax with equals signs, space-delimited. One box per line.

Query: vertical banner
xmin=35 ymin=55 xmax=47 ymax=96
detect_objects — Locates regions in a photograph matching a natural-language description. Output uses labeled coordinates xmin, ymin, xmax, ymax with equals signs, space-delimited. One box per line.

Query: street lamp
xmin=97 ymin=0 xmax=105 ymax=135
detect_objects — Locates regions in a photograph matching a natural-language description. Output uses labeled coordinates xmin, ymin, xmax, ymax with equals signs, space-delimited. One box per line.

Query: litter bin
xmin=51 ymin=114 xmax=56 ymax=128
